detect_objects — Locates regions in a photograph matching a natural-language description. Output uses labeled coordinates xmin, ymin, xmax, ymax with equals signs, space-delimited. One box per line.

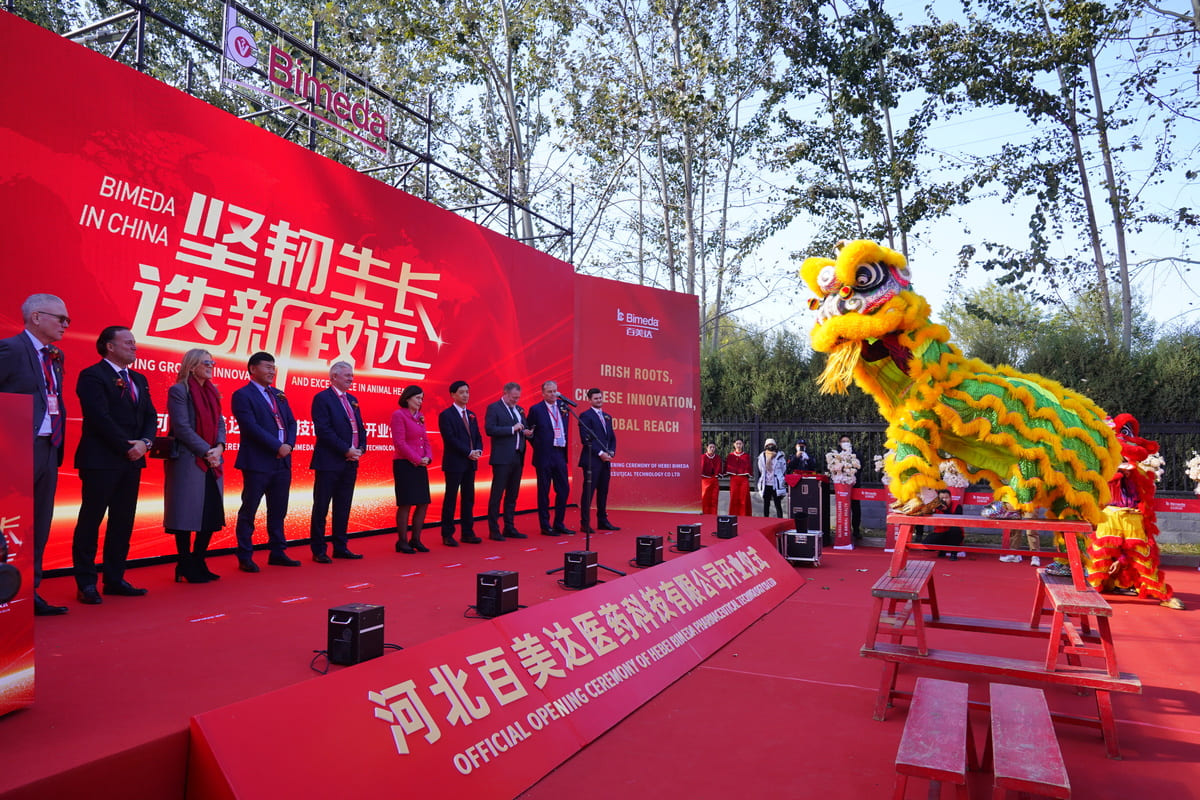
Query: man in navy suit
xmin=71 ymin=326 xmax=157 ymax=604
xmin=231 ymin=351 xmax=299 ymax=571
xmin=0 ymin=293 xmax=72 ymax=615
xmin=526 ymin=380 xmax=574 ymax=536
xmin=485 ymin=382 xmax=530 ymax=540
xmin=577 ymin=387 xmax=620 ymax=534
xmin=309 ymin=361 xmax=365 ymax=562
xmin=438 ymin=380 xmax=484 ymax=546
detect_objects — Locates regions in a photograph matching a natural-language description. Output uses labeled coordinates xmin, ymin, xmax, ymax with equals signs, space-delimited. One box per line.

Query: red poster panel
xmin=188 ymin=536 xmax=802 ymax=798
xmin=0 ymin=14 xmax=571 ymax=568
xmin=0 ymin=394 xmax=35 ymax=717
xmin=573 ymin=275 xmax=700 ymax=513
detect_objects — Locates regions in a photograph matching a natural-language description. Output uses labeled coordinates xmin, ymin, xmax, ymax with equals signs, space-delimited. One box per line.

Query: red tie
xmin=120 ymin=369 xmax=137 ymax=403
xmin=339 ymin=393 xmax=359 ymax=449
xmin=461 ymin=408 xmax=470 ymax=431
xmin=40 ymin=347 xmax=64 ymax=447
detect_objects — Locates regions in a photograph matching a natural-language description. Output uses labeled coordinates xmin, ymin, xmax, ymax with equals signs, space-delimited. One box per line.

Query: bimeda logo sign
xmin=224 ymin=24 xmax=257 ymax=68
xmin=616 ymin=308 xmax=660 ymax=340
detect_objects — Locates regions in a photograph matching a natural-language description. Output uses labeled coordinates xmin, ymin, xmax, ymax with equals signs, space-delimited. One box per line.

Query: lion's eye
xmin=854 ymin=262 xmax=887 ymax=291
xmin=817 ymin=265 xmax=838 ymax=292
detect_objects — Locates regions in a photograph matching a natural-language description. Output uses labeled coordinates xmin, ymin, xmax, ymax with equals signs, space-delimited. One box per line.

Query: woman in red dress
xmin=724 ymin=439 xmax=752 ymax=516
xmin=701 ymin=442 xmax=722 ymax=514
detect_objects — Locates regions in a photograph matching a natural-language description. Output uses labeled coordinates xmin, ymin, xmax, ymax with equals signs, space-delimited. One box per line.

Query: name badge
xmin=47 ymin=395 xmax=61 ymax=415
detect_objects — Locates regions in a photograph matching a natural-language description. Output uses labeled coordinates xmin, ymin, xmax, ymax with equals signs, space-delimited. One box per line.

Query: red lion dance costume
xmin=1084 ymin=413 xmax=1184 ymax=609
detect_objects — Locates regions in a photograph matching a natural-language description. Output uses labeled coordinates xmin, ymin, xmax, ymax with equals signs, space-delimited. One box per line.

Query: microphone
xmin=556 ymin=392 xmax=578 ymax=408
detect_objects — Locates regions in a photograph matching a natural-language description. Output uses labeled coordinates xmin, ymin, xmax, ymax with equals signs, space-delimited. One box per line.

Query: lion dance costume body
xmin=1085 ymin=414 xmax=1182 ymax=608
xmin=800 ymin=240 xmax=1122 ymax=524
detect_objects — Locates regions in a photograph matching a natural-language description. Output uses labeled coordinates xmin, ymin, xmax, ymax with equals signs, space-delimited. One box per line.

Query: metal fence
xmin=701 ymin=420 xmax=1200 ymax=496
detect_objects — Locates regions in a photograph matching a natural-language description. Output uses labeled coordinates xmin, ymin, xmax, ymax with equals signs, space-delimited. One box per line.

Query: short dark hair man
xmin=526 ymin=380 xmax=573 ymax=536
xmin=0 ymin=294 xmax=72 ymax=614
xmin=231 ymin=351 xmax=299 ymax=571
xmin=577 ymin=387 xmax=619 ymax=533
xmin=438 ymin=380 xmax=484 ymax=546
xmin=484 ymin=382 xmax=530 ymax=540
xmin=309 ymin=361 xmax=365 ymax=562
xmin=72 ymin=325 xmax=157 ymax=604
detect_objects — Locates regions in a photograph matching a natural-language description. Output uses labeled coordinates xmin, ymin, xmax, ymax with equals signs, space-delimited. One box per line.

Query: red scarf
xmin=189 ymin=375 xmax=223 ymax=478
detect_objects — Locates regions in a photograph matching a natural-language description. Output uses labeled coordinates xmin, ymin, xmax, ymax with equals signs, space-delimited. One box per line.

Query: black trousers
xmin=535 ymin=449 xmax=569 ymax=530
xmin=72 ymin=464 xmax=142 ymax=588
xmin=311 ymin=462 xmax=358 ymax=554
xmin=441 ymin=469 xmax=476 ymax=537
xmin=488 ymin=458 xmax=524 ymax=533
xmin=236 ymin=465 xmax=291 ymax=561
xmin=579 ymin=461 xmax=611 ymax=526
xmin=32 ymin=436 xmax=58 ymax=587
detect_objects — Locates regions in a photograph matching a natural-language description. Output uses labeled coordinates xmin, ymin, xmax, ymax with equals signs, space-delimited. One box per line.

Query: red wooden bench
xmin=984 ymin=683 xmax=1070 ymax=799
xmin=1030 ymin=569 xmax=1118 ymax=677
xmin=893 ymin=677 xmax=976 ymax=800
xmin=867 ymin=560 xmax=939 ymax=656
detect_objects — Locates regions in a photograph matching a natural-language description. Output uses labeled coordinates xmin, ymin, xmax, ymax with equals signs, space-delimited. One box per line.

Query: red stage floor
xmin=2 ymin=512 xmax=1198 ymax=799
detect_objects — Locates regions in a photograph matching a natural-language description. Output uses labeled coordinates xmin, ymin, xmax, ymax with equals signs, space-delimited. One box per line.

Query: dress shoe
xmin=489 ymin=533 xmax=506 ymax=541
xmin=34 ymin=593 xmax=68 ymax=616
xmin=77 ymin=586 xmax=103 ymax=605
xmin=102 ymin=580 xmax=148 ymax=596
xmin=598 ymin=520 xmax=621 ymax=531
xmin=332 ymin=550 xmax=363 ymax=560
xmin=540 ymin=528 xmax=558 ymax=537
xmin=412 ymin=540 xmax=430 ymax=553
xmin=312 ymin=553 xmax=333 ymax=564
xmin=553 ymin=526 xmax=576 ymax=536
xmin=580 ymin=525 xmax=596 ymax=534
xmin=504 ymin=530 xmax=527 ymax=539
xmin=175 ymin=562 xmax=212 ymax=583
xmin=238 ymin=559 xmax=260 ymax=573
xmin=396 ymin=541 xmax=415 ymax=554
xmin=268 ymin=553 xmax=302 ymax=567
xmin=442 ymin=536 xmax=459 ymax=547
xmin=462 ymin=535 xmax=483 ymax=544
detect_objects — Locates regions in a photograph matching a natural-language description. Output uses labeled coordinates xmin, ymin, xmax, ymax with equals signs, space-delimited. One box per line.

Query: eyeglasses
xmin=200 ymin=360 xmax=216 ymax=367
xmin=35 ymin=311 xmax=71 ymax=326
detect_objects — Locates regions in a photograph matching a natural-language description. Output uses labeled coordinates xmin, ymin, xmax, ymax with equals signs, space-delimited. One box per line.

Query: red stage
xmin=2 ymin=512 xmax=1198 ymax=799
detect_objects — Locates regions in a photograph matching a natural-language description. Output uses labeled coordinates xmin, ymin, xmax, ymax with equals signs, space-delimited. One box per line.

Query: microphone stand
xmin=546 ymin=400 xmax=626 ymax=579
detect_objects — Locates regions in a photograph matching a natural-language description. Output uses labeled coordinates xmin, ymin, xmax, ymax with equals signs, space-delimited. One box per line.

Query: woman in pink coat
xmin=391 ymin=385 xmax=432 ymax=553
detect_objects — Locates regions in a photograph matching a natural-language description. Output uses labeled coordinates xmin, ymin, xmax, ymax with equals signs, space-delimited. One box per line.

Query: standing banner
xmin=0 ymin=394 xmax=35 ymax=717
xmin=0 ymin=13 xmax=697 ymax=569
xmin=189 ymin=536 xmax=803 ymax=798
xmin=833 ymin=483 xmax=853 ymax=549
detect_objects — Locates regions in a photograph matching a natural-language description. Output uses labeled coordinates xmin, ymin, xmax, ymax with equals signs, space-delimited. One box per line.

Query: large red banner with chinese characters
xmin=188 ymin=536 xmax=802 ymax=798
xmin=0 ymin=394 xmax=35 ymax=717
xmin=0 ymin=13 xmax=700 ymax=571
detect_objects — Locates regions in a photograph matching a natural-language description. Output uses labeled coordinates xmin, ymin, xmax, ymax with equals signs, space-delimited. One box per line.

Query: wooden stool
xmin=893 ymin=677 xmax=976 ymax=799
xmin=984 ymin=683 xmax=1070 ymax=799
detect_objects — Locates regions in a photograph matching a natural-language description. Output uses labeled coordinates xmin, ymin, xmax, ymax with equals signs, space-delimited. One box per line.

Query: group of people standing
xmin=1 ymin=293 xmax=620 ymax=617
xmin=700 ymin=437 xmax=820 ymax=517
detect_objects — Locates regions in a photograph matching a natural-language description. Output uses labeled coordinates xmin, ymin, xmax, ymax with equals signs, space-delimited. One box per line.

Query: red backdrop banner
xmin=188 ymin=535 xmax=802 ymax=798
xmin=0 ymin=394 xmax=35 ymax=717
xmin=0 ymin=14 xmax=698 ymax=570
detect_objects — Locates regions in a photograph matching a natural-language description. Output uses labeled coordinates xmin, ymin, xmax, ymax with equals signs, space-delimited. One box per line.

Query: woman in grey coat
xmin=164 ymin=349 xmax=226 ymax=582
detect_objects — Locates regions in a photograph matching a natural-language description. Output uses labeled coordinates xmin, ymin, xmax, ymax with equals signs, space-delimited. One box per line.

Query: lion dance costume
xmin=1084 ymin=414 xmax=1182 ymax=609
xmin=800 ymin=240 xmax=1121 ymax=526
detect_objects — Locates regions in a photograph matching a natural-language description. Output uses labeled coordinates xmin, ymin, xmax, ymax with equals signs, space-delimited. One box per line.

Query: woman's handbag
xmin=148 ymin=436 xmax=178 ymax=459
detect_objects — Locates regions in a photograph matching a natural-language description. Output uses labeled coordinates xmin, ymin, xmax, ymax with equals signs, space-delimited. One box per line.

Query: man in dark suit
xmin=0 ymin=293 xmax=71 ymax=615
xmin=526 ymin=380 xmax=574 ymax=537
xmin=309 ymin=361 xmax=365 ymax=563
xmin=438 ymin=380 xmax=484 ymax=546
xmin=577 ymin=387 xmax=620 ymax=534
xmin=231 ymin=351 xmax=299 ymax=571
xmin=485 ymin=382 xmax=530 ymax=541
xmin=71 ymin=326 xmax=157 ymax=604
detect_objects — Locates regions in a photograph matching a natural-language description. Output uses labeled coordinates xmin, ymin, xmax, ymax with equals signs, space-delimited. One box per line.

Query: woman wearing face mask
xmin=725 ymin=439 xmax=752 ymax=516
xmin=701 ymin=442 xmax=722 ymax=514
xmin=837 ymin=435 xmax=863 ymax=538
xmin=757 ymin=438 xmax=788 ymax=517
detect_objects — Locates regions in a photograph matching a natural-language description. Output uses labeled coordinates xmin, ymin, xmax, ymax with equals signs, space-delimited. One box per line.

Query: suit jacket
xmin=310 ymin=387 xmax=366 ymax=470
xmin=0 ymin=332 xmax=67 ymax=465
xmin=231 ymin=381 xmax=297 ymax=472
xmin=439 ymin=403 xmax=483 ymax=473
xmin=485 ymin=399 xmax=526 ymax=466
xmin=577 ymin=407 xmax=616 ymax=468
xmin=74 ymin=360 xmax=156 ymax=470
xmin=526 ymin=400 xmax=569 ymax=469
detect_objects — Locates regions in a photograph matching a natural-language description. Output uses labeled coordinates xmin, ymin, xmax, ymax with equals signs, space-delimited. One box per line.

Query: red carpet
xmin=2 ymin=513 xmax=1198 ymax=799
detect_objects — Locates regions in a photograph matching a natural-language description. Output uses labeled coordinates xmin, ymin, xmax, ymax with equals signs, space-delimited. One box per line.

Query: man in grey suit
xmin=0 ymin=293 xmax=71 ymax=615
xmin=484 ymin=382 xmax=530 ymax=541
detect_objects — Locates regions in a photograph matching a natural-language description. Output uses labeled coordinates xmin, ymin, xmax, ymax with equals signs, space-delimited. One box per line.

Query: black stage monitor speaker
xmin=635 ymin=535 xmax=664 ymax=567
xmin=564 ymin=550 xmax=598 ymax=589
xmin=716 ymin=515 xmax=738 ymax=539
xmin=676 ymin=524 xmax=702 ymax=552
xmin=476 ymin=570 xmax=519 ymax=617
xmin=328 ymin=603 xmax=384 ymax=666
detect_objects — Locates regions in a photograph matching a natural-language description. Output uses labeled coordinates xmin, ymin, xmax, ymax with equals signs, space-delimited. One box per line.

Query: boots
xmin=396 ymin=510 xmax=415 ymax=553
xmin=174 ymin=532 xmax=211 ymax=583
xmin=194 ymin=531 xmax=219 ymax=580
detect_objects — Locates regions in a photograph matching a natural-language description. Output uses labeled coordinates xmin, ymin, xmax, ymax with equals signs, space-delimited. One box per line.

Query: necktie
xmin=266 ymin=389 xmax=285 ymax=437
xmin=120 ymin=369 xmax=137 ymax=402
xmin=339 ymin=393 xmax=359 ymax=449
xmin=40 ymin=347 xmax=64 ymax=447
xmin=597 ymin=409 xmax=605 ymax=432
xmin=461 ymin=408 xmax=470 ymax=432
xmin=508 ymin=405 xmax=521 ymax=450
xmin=550 ymin=403 xmax=564 ymax=446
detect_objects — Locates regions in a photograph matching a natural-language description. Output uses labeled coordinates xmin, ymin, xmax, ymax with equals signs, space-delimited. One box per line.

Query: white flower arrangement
xmin=873 ymin=453 xmax=889 ymax=485
xmin=939 ymin=460 xmax=970 ymax=489
xmin=827 ymin=448 xmax=861 ymax=485
xmin=1186 ymin=451 xmax=1200 ymax=497
xmin=1139 ymin=452 xmax=1165 ymax=484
